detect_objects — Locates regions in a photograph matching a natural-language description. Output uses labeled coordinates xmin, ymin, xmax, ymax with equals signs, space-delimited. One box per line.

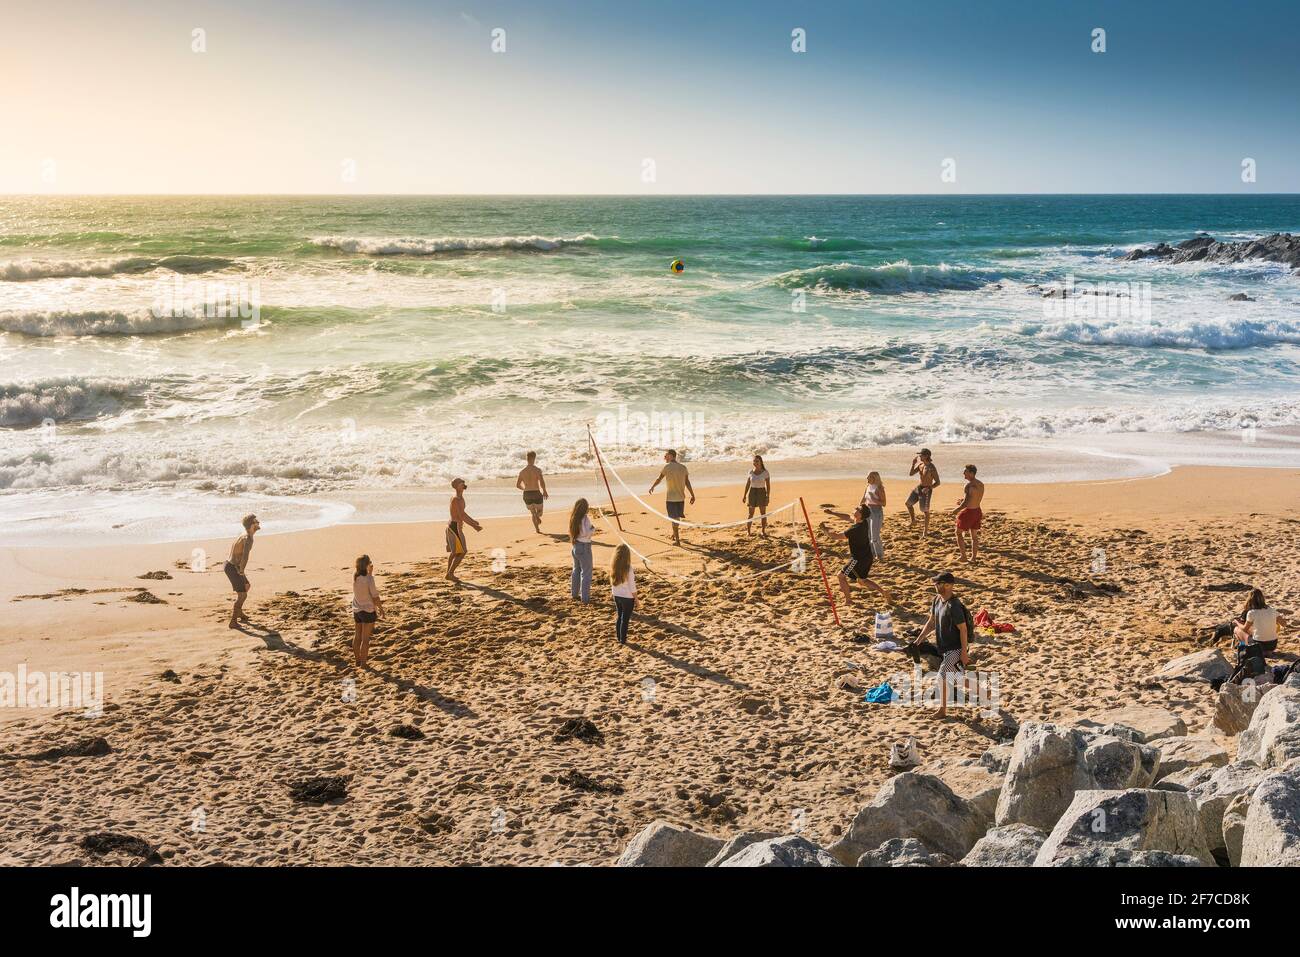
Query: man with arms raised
xmin=905 ymin=448 xmax=941 ymax=537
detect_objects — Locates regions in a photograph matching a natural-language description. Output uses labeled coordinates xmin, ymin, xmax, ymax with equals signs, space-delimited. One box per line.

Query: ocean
xmin=2 ymin=194 xmax=1299 ymax=542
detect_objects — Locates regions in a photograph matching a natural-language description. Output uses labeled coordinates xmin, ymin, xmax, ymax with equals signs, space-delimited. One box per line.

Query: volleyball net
xmin=584 ymin=425 xmax=842 ymax=625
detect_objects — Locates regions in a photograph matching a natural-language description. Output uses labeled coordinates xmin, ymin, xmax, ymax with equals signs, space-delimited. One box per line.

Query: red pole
xmin=587 ymin=426 xmax=624 ymax=532
xmin=799 ymin=496 xmax=842 ymax=628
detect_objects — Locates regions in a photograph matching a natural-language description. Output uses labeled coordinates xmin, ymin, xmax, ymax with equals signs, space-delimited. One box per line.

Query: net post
xmin=799 ymin=495 xmax=842 ymax=628
xmin=587 ymin=425 xmax=624 ymax=532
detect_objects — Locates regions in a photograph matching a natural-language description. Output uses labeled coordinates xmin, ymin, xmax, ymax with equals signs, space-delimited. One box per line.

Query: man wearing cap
xmin=446 ymin=478 xmax=483 ymax=582
xmin=913 ymin=572 xmax=970 ymax=718
xmin=905 ymin=448 xmax=941 ymax=538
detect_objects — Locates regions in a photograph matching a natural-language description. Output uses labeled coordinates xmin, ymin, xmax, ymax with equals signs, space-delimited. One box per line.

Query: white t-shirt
xmin=612 ymin=565 xmax=636 ymax=599
xmin=1246 ymin=607 xmax=1279 ymax=643
xmin=747 ymin=468 xmax=770 ymax=491
xmin=576 ymin=515 xmax=594 ymax=543
xmin=352 ymin=574 xmax=380 ymax=613
xmin=864 ymin=482 xmax=883 ymax=507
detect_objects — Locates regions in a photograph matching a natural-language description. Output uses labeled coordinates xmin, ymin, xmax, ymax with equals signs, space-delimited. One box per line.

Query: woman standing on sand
xmin=352 ymin=554 xmax=383 ymax=667
xmin=569 ymin=498 xmax=596 ymax=604
xmin=742 ymin=455 xmax=772 ymax=537
xmin=611 ymin=544 xmax=636 ymax=645
xmin=862 ymin=471 xmax=886 ymax=559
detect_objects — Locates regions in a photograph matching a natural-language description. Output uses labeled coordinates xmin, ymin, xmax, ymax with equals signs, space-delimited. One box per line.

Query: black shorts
xmin=522 ymin=490 xmax=544 ymax=508
xmin=223 ymin=562 xmax=249 ymax=593
xmin=666 ymin=500 xmax=686 ymax=520
xmin=747 ymin=488 xmax=769 ymax=508
xmin=354 ymin=610 xmax=377 ymax=624
xmin=842 ymin=557 xmax=873 ymax=581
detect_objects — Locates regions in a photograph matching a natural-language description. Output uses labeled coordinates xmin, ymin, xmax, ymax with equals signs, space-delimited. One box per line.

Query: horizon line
xmin=3 ymin=191 xmax=1298 ymax=199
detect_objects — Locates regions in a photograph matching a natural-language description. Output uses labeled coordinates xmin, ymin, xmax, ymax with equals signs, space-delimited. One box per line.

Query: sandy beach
xmin=2 ymin=456 xmax=1296 ymax=865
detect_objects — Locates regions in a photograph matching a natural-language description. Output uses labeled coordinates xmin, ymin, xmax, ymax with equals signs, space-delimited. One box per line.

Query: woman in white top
xmin=352 ymin=554 xmax=384 ymax=667
xmin=611 ymin=544 xmax=637 ymax=645
xmin=1235 ymin=588 xmax=1286 ymax=656
xmin=862 ymin=471 xmax=886 ymax=560
xmin=569 ymin=498 xmax=596 ymax=603
xmin=741 ymin=454 xmax=772 ymax=537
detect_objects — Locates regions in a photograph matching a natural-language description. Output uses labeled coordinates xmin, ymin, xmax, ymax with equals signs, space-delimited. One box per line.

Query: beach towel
xmin=864 ymin=681 xmax=894 ymax=704
xmin=974 ymin=608 xmax=1016 ymax=633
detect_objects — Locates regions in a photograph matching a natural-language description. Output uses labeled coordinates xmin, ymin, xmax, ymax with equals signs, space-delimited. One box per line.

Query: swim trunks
xmin=445 ymin=521 xmax=466 ymax=555
xmin=956 ymin=507 xmax=983 ymax=531
xmin=522 ymin=490 xmax=544 ymax=508
xmin=666 ymin=500 xmax=686 ymax=521
xmin=906 ymin=485 xmax=933 ymax=513
xmin=223 ymin=561 xmax=249 ymax=593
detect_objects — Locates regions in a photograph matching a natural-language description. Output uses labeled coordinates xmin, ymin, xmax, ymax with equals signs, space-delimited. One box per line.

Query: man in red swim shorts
xmin=953 ymin=464 xmax=985 ymax=564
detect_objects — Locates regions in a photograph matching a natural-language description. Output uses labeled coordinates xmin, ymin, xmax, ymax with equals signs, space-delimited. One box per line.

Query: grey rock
xmin=980 ymin=744 xmax=1013 ymax=774
xmin=1147 ymin=649 xmax=1232 ymax=686
xmin=1211 ymin=681 xmax=1266 ymax=736
xmin=960 ymin=824 xmax=1047 ymax=867
xmin=995 ymin=722 xmax=1160 ymax=832
xmin=1077 ymin=705 xmax=1187 ymax=743
xmin=1047 ymin=849 xmax=1208 ymax=867
xmin=1154 ymin=737 xmax=1229 ymax=780
xmin=827 ymin=772 xmax=991 ymax=865
xmin=1222 ymin=793 xmax=1251 ymax=867
xmin=1236 ymin=683 xmax=1300 ymax=768
xmin=1155 ymin=765 xmax=1218 ymax=792
xmin=704 ymin=831 xmax=780 ymax=867
xmin=857 ymin=837 xmax=955 ymax=867
xmin=616 ymin=820 xmax=723 ymax=867
xmin=1123 ymin=233 xmax=1300 ymax=271
xmin=1034 ymin=789 xmax=1215 ymax=866
xmin=1239 ymin=765 xmax=1300 ymax=866
xmin=719 ymin=835 xmax=841 ymax=868
xmin=913 ymin=756 xmax=1004 ymax=822
xmin=1188 ymin=761 xmax=1271 ymax=861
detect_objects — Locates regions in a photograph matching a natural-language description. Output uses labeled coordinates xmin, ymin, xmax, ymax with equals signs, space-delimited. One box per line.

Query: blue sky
xmin=2 ymin=0 xmax=1297 ymax=193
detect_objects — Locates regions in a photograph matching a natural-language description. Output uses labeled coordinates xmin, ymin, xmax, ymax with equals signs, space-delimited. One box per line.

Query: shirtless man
xmin=446 ymin=478 xmax=482 ymax=582
xmin=224 ymin=513 xmax=260 ymax=628
xmin=516 ymin=451 xmax=549 ymax=533
xmin=905 ymin=449 xmax=941 ymax=537
xmin=648 ymin=449 xmax=695 ymax=546
xmin=953 ymin=464 xmax=985 ymax=563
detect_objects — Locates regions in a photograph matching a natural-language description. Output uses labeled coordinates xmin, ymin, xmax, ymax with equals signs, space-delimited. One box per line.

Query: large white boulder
xmin=827 ymin=772 xmax=992 ymax=865
xmin=914 ymin=755 xmax=1005 ymax=821
xmin=1034 ymin=789 xmax=1215 ymax=867
xmin=1236 ymin=683 xmax=1300 ymax=769
xmin=704 ymin=831 xmax=779 ymax=867
xmin=995 ymin=722 xmax=1160 ymax=832
xmin=1239 ymin=765 xmax=1300 ymax=866
xmin=616 ymin=820 xmax=722 ymax=867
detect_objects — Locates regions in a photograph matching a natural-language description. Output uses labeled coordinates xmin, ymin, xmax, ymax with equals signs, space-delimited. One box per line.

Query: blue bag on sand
xmin=864 ymin=681 xmax=894 ymax=704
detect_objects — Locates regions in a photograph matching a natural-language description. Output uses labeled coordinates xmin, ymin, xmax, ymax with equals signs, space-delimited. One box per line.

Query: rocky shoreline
xmin=615 ymin=653 xmax=1300 ymax=867
xmin=1123 ymin=232 xmax=1300 ymax=271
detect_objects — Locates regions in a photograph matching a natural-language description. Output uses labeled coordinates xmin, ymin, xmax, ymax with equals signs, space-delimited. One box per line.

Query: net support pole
xmin=799 ymin=495 xmax=842 ymax=628
xmin=587 ymin=425 xmax=624 ymax=532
